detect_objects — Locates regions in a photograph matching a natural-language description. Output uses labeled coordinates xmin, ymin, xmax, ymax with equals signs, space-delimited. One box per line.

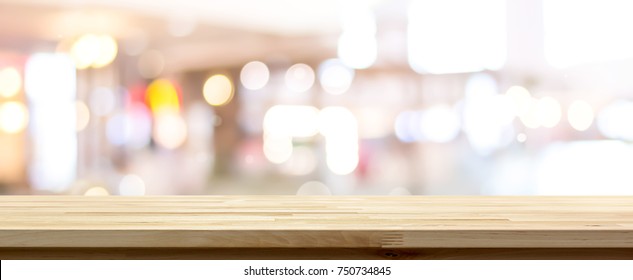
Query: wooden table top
xmin=1 ymin=196 xmax=632 ymax=248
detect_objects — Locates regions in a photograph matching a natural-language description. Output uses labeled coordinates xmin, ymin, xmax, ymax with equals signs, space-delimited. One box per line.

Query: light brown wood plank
xmin=1 ymin=196 xmax=632 ymax=249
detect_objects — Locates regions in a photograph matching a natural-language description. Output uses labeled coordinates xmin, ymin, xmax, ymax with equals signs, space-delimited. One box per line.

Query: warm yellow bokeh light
xmin=71 ymin=34 xmax=100 ymax=69
xmin=92 ymin=35 xmax=118 ymax=68
xmin=0 ymin=67 xmax=22 ymax=98
xmin=505 ymin=86 xmax=532 ymax=117
xmin=0 ymin=101 xmax=29 ymax=134
xmin=203 ymin=74 xmax=234 ymax=106
xmin=70 ymin=34 xmax=118 ymax=69
xmin=146 ymin=79 xmax=181 ymax=114
xmin=567 ymin=100 xmax=594 ymax=131
xmin=84 ymin=186 xmax=110 ymax=196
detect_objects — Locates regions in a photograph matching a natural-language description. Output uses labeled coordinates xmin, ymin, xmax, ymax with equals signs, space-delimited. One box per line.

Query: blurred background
xmin=1 ymin=0 xmax=633 ymax=196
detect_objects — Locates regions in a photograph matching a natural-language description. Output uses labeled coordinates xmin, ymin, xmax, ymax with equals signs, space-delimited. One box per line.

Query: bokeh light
xmin=296 ymin=181 xmax=331 ymax=195
xmin=153 ymin=110 xmax=187 ymax=149
xmin=203 ymin=74 xmax=234 ymax=106
xmin=567 ymin=100 xmax=594 ymax=131
xmin=263 ymin=134 xmax=293 ymax=164
xmin=137 ymin=50 xmax=165 ymax=79
xmin=394 ymin=110 xmax=422 ymax=143
xmin=0 ymin=101 xmax=29 ymax=134
xmin=538 ymin=97 xmax=562 ymax=128
xmin=92 ymin=35 xmax=118 ymax=68
xmin=408 ymin=0 xmax=506 ymax=74
xmin=0 ymin=67 xmax=22 ymax=98
xmin=419 ymin=105 xmax=461 ymax=143
xmin=70 ymin=34 xmax=100 ymax=69
xmin=520 ymin=96 xmax=562 ymax=129
xmin=338 ymin=32 xmax=377 ymax=70
xmin=597 ymin=100 xmax=633 ymax=141
xmin=465 ymin=73 xmax=498 ymax=100
xmin=84 ymin=186 xmax=110 ymax=196
xmin=318 ymin=59 xmax=355 ymax=95
xmin=75 ymin=100 xmax=90 ymax=131
xmin=70 ymin=34 xmax=118 ymax=69
xmin=240 ymin=61 xmax=269 ymax=90
xmin=119 ymin=174 xmax=146 ymax=196
xmin=263 ymin=105 xmax=320 ymax=138
xmin=462 ymin=97 xmax=515 ymax=155
xmin=505 ymin=86 xmax=533 ymax=117
xmin=125 ymin=103 xmax=153 ymax=149
xmin=319 ymin=107 xmax=359 ymax=175
xmin=25 ymin=53 xmax=76 ymax=103
xmin=146 ymin=79 xmax=181 ymax=114
xmin=24 ymin=53 xmax=77 ymax=192
xmin=337 ymin=3 xmax=377 ymax=69
xmin=285 ymin=63 xmax=315 ymax=92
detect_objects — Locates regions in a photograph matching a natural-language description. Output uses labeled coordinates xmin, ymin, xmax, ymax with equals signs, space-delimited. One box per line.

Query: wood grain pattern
xmin=1 ymin=196 xmax=632 ymax=250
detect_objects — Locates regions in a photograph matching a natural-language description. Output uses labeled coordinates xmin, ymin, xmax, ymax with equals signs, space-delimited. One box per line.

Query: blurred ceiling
xmin=0 ymin=0 xmax=353 ymax=71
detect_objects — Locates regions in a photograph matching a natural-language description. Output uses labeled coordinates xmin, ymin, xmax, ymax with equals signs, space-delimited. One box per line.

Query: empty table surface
xmin=1 ymin=196 xmax=632 ymax=249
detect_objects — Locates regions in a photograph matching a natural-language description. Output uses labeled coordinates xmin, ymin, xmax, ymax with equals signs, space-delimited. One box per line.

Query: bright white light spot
xmin=320 ymin=107 xmax=359 ymax=175
xmin=516 ymin=133 xmax=527 ymax=143
xmin=263 ymin=134 xmax=293 ymax=164
xmin=89 ymin=87 xmax=116 ymax=117
xmin=0 ymin=67 xmax=22 ymax=98
xmin=25 ymin=53 xmax=77 ymax=192
xmin=203 ymin=74 xmax=234 ymax=106
xmin=0 ymin=102 xmax=28 ymax=134
xmin=337 ymin=3 xmax=377 ymax=69
xmin=240 ymin=61 xmax=270 ymax=90
xmin=519 ymin=99 xmax=541 ymax=129
xmin=465 ymin=73 xmax=498 ymax=100
xmin=408 ymin=0 xmax=506 ymax=74
xmin=520 ymin=97 xmax=561 ymax=129
xmin=285 ymin=63 xmax=315 ymax=92
xmin=505 ymin=86 xmax=532 ymax=117
xmin=318 ymin=59 xmax=355 ymax=95
xmin=419 ymin=105 xmax=461 ymax=143
xmin=119 ymin=174 xmax=146 ymax=196
xmin=25 ymin=53 xmax=76 ymax=103
xmin=263 ymin=105 xmax=320 ymax=138
xmin=463 ymin=96 xmax=515 ymax=155
xmin=153 ymin=111 xmax=187 ymax=149
xmin=536 ymin=141 xmax=633 ymax=195
xmin=538 ymin=97 xmax=562 ymax=128
xmin=597 ymin=100 xmax=633 ymax=141
xmin=338 ymin=32 xmax=377 ymax=69
xmin=567 ymin=100 xmax=594 ymax=131
xmin=84 ymin=186 xmax=109 ymax=196
xmin=543 ymin=0 xmax=633 ymax=68
xmin=137 ymin=50 xmax=165 ymax=79
xmin=297 ymin=181 xmax=331 ymax=195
